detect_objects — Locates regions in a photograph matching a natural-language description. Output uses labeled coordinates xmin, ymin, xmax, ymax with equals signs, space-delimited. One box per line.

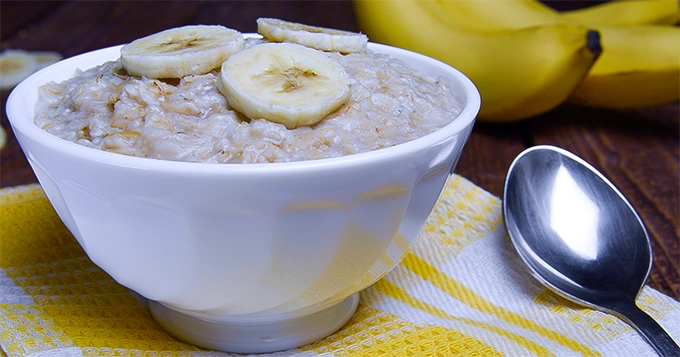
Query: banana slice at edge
xmin=218 ymin=42 xmax=352 ymax=129
xmin=0 ymin=49 xmax=62 ymax=89
xmin=0 ymin=125 xmax=6 ymax=151
xmin=121 ymin=25 xmax=244 ymax=78
xmin=257 ymin=17 xmax=368 ymax=54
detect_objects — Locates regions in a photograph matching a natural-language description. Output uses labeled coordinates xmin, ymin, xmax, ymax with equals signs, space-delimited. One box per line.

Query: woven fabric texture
xmin=1 ymin=175 xmax=678 ymax=357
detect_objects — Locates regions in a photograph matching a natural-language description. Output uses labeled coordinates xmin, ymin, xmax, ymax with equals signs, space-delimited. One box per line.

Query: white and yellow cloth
xmin=1 ymin=175 xmax=679 ymax=357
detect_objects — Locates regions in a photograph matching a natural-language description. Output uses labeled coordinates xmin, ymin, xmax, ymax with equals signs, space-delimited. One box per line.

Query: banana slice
xmin=218 ymin=42 xmax=351 ymax=129
xmin=0 ymin=125 xmax=6 ymax=151
xmin=0 ymin=49 xmax=62 ymax=89
xmin=121 ymin=25 xmax=244 ymax=78
xmin=257 ymin=18 xmax=368 ymax=53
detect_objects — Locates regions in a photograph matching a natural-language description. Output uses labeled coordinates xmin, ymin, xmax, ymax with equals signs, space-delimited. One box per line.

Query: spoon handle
xmin=614 ymin=300 xmax=680 ymax=356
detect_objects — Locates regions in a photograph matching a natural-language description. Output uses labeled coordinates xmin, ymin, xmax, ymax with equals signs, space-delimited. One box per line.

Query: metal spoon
xmin=503 ymin=145 xmax=679 ymax=356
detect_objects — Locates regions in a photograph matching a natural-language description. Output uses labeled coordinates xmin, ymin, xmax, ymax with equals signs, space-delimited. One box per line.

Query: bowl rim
xmin=7 ymin=39 xmax=480 ymax=174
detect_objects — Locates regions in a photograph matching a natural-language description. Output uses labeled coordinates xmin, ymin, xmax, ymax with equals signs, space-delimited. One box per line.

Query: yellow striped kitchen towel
xmin=1 ymin=175 xmax=679 ymax=357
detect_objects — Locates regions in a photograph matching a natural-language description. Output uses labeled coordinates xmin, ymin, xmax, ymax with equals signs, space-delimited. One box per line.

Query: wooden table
xmin=1 ymin=1 xmax=678 ymax=301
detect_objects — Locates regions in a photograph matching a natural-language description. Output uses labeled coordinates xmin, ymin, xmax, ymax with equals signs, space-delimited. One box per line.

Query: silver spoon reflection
xmin=503 ymin=145 xmax=679 ymax=356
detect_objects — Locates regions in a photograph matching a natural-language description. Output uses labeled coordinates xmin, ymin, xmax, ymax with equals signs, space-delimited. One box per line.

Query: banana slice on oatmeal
xmin=0 ymin=49 xmax=62 ymax=89
xmin=257 ymin=18 xmax=368 ymax=54
xmin=121 ymin=25 xmax=244 ymax=78
xmin=218 ymin=42 xmax=351 ymax=129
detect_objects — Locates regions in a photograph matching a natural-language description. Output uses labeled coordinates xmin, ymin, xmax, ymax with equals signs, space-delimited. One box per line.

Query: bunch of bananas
xmin=354 ymin=0 xmax=679 ymax=122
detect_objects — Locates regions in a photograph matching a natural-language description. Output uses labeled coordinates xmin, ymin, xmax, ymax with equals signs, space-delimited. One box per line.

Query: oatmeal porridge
xmin=35 ymin=22 xmax=462 ymax=164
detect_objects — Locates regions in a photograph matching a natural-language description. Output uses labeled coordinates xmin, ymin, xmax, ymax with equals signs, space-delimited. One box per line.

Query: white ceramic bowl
xmin=7 ymin=40 xmax=480 ymax=353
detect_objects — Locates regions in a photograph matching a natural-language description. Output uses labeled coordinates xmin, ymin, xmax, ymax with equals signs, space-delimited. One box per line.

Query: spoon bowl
xmin=503 ymin=145 xmax=679 ymax=356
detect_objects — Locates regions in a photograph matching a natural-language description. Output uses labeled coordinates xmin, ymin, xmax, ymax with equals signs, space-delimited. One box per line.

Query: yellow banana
xmin=423 ymin=0 xmax=561 ymax=32
xmin=432 ymin=0 xmax=680 ymax=110
xmin=429 ymin=0 xmax=679 ymax=32
xmin=568 ymin=25 xmax=680 ymax=108
xmin=423 ymin=0 xmax=680 ymax=31
xmin=561 ymin=0 xmax=680 ymax=26
xmin=354 ymin=0 xmax=601 ymax=121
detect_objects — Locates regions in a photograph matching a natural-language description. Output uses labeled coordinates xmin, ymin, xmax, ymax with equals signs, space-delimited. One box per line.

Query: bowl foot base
xmin=148 ymin=293 xmax=360 ymax=353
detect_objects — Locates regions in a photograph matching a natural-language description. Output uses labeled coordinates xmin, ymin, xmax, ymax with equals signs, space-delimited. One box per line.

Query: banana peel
xmin=432 ymin=0 xmax=680 ymax=111
xmin=568 ymin=24 xmax=680 ymax=108
xmin=355 ymin=0 xmax=602 ymax=121
xmin=354 ymin=0 xmax=679 ymax=121
xmin=561 ymin=0 xmax=680 ymax=26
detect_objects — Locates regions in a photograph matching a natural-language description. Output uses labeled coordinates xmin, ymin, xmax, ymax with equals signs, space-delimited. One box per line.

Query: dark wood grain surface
xmin=1 ymin=1 xmax=678 ymax=301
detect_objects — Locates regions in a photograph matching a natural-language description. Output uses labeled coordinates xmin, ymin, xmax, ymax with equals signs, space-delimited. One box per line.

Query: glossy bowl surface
xmin=7 ymin=40 xmax=479 ymax=327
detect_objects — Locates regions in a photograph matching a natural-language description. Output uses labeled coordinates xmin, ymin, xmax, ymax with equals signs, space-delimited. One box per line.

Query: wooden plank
xmin=0 ymin=1 xmax=61 ymax=43
xmin=191 ymin=1 xmax=360 ymax=32
xmin=530 ymin=103 xmax=679 ymax=299
xmin=1 ymin=77 xmax=38 ymax=184
xmin=455 ymin=122 xmax=527 ymax=197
